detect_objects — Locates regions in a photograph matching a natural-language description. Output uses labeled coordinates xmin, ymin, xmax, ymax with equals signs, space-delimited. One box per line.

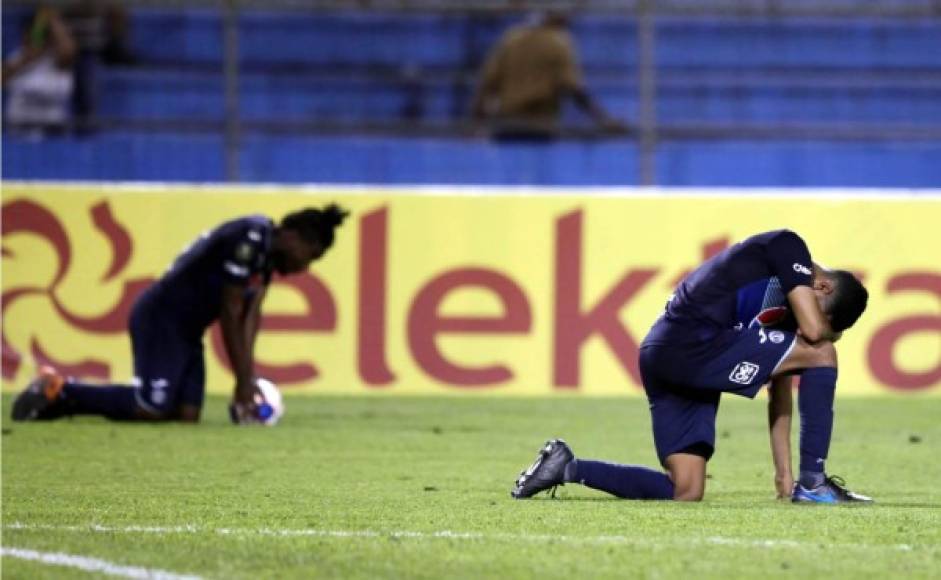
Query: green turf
xmin=2 ymin=394 xmax=940 ymax=579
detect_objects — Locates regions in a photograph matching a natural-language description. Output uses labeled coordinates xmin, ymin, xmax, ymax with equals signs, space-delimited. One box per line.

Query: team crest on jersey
xmin=730 ymin=362 xmax=760 ymax=385
xmin=235 ymin=242 xmax=255 ymax=264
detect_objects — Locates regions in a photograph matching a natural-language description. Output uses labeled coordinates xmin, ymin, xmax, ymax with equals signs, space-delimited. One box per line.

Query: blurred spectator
xmin=470 ymin=11 xmax=625 ymax=141
xmin=2 ymin=6 xmax=77 ymax=136
xmin=64 ymin=0 xmax=135 ymax=129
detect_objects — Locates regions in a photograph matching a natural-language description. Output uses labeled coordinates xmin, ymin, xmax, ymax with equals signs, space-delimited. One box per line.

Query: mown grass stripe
xmin=4 ymin=522 xmax=921 ymax=553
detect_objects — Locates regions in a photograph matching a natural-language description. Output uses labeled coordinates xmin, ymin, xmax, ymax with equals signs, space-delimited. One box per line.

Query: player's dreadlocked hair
xmin=280 ymin=204 xmax=349 ymax=250
xmin=827 ymin=270 xmax=868 ymax=332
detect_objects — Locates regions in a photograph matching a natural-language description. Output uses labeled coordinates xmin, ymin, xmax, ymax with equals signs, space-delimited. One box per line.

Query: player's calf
xmin=665 ymin=452 xmax=707 ymax=501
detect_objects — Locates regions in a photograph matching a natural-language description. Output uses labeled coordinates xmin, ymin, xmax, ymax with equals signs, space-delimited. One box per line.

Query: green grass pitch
xmin=2 ymin=394 xmax=940 ymax=579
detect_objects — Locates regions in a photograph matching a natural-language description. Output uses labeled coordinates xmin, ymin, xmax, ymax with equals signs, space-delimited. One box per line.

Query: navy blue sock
xmin=564 ymin=459 xmax=674 ymax=500
xmin=62 ymin=382 xmax=139 ymax=421
xmin=798 ymin=367 xmax=837 ymax=488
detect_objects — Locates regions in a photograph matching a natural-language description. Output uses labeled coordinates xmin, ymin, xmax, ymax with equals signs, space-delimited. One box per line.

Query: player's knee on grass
xmin=131 ymin=397 xmax=185 ymax=422
xmin=133 ymin=405 xmax=172 ymax=421
xmin=177 ymin=405 xmax=201 ymax=423
xmin=776 ymin=337 xmax=837 ymax=376
xmin=137 ymin=401 xmax=191 ymax=421
xmin=665 ymin=453 xmax=707 ymax=501
xmin=133 ymin=404 xmax=201 ymax=422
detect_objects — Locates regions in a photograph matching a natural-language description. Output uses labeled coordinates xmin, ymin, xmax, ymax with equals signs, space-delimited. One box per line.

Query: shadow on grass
xmin=867 ymin=502 xmax=941 ymax=509
xmin=520 ymin=496 xmax=941 ymax=509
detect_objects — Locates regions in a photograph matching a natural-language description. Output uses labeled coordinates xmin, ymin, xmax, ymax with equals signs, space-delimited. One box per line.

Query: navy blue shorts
xmin=128 ymin=292 xmax=206 ymax=416
xmin=640 ymin=326 xmax=797 ymax=465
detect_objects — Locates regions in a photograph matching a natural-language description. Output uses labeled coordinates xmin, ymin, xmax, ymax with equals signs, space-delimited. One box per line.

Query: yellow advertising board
xmin=2 ymin=182 xmax=939 ymax=396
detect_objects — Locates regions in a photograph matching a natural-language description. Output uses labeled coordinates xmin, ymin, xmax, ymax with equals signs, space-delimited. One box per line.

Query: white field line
xmin=1 ymin=546 xmax=203 ymax=580
xmin=3 ymin=522 xmax=924 ymax=553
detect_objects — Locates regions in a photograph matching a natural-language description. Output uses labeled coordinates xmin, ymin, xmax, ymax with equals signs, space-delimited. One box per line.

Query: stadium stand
xmin=3 ymin=4 xmax=940 ymax=186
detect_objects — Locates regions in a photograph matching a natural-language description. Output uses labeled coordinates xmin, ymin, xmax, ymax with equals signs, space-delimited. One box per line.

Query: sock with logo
xmin=798 ymin=367 xmax=837 ymax=488
xmin=564 ymin=459 xmax=674 ymax=499
xmin=61 ymin=382 xmax=139 ymax=420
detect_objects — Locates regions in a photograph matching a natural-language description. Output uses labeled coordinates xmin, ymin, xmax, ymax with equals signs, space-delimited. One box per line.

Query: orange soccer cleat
xmin=11 ymin=366 xmax=66 ymax=421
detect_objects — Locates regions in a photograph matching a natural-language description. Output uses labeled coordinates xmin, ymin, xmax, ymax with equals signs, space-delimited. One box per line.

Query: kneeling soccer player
xmin=512 ymin=229 xmax=872 ymax=504
xmin=12 ymin=204 xmax=348 ymax=423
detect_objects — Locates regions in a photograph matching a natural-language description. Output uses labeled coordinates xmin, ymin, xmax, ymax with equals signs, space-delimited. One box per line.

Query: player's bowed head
xmin=787 ymin=263 xmax=866 ymax=345
xmin=270 ymin=204 xmax=350 ymax=275
xmin=811 ymin=264 xmax=869 ymax=335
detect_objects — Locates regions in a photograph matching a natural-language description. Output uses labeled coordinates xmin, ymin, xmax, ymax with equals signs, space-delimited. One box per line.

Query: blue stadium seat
xmin=125 ymin=11 xmax=941 ymax=70
xmin=238 ymin=12 xmax=467 ymax=68
xmin=124 ymin=9 xmax=225 ymax=64
xmin=97 ymin=69 xmax=223 ymax=119
xmin=656 ymin=18 xmax=941 ymax=69
xmin=94 ymin=67 xmax=941 ymax=125
xmin=238 ymin=136 xmax=640 ymax=185
xmin=657 ymin=140 xmax=941 ymax=187
xmin=5 ymin=7 xmax=940 ymax=71
xmin=1 ymin=132 xmax=225 ymax=181
xmin=6 ymin=132 xmax=939 ymax=187
xmin=653 ymin=85 xmax=941 ymax=123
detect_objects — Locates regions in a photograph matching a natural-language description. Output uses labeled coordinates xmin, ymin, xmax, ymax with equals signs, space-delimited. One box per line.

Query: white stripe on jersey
xmin=223 ymin=261 xmax=249 ymax=277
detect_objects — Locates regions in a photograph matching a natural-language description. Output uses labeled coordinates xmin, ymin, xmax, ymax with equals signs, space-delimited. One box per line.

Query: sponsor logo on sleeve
xmin=793 ymin=263 xmax=812 ymax=276
xmin=730 ymin=362 xmax=760 ymax=385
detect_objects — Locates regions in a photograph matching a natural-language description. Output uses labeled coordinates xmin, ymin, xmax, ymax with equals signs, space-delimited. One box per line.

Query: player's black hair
xmin=827 ymin=270 xmax=868 ymax=332
xmin=280 ymin=204 xmax=349 ymax=249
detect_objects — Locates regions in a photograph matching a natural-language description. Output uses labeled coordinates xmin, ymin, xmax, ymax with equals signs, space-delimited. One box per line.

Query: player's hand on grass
xmin=230 ymin=379 xmax=261 ymax=424
xmin=775 ymin=473 xmax=794 ymax=500
xmin=233 ymin=378 xmax=260 ymax=407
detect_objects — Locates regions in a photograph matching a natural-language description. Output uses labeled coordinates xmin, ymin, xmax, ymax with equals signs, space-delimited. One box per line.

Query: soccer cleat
xmin=511 ymin=439 xmax=574 ymax=499
xmin=11 ymin=366 xmax=66 ymax=421
xmin=791 ymin=475 xmax=873 ymax=504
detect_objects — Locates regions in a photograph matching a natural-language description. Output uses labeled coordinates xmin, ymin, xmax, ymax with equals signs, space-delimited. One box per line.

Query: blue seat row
xmin=93 ymin=68 xmax=941 ymax=124
xmin=130 ymin=12 xmax=941 ymax=70
xmin=5 ymin=8 xmax=941 ymax=70
xmin=2 ymin=132 xmax=226 ymax=182
xmin=4 ymin=132 xmax=939 ymax=187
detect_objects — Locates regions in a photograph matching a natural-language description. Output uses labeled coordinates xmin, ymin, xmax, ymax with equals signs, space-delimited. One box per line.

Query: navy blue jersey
xmin=147 ymin=215 xmax=274 ymax=336
xmin=643 ymin=230 xmax=813 ymax=346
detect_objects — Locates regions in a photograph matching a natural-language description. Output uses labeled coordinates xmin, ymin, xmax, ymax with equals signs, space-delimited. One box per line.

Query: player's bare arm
xmin=787 ymin=285 xmax=838 ymax=344
xmin=220 ymin=284 xmax=257 ymax=406
xmin=244 ymin=286 xmax=267 ymax=358
xmin=768 ymin=375 xmax=794 ymax=499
